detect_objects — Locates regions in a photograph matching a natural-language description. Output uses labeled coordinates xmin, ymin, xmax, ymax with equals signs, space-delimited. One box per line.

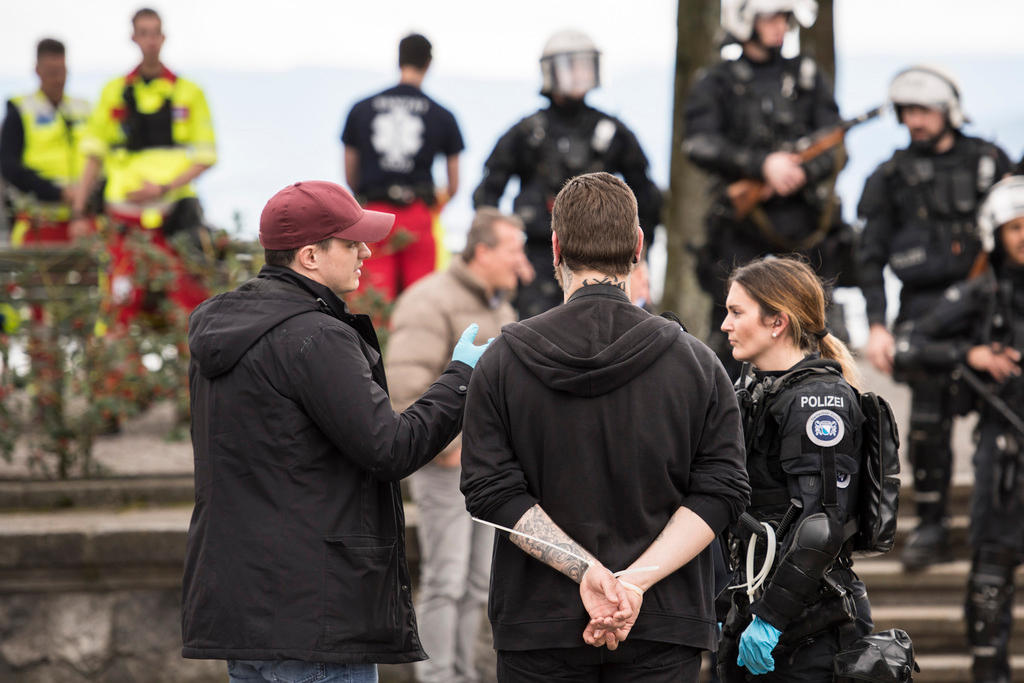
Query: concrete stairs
xmin=853 ymin=473 xmax=1024 ymax=681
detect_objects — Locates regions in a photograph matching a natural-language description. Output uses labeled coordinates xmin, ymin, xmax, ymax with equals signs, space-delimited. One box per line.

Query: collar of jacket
xmin=448 ymin=257 xmax=510 ymax=309
xmin=566 ymin=282 xmax=631 ymax=305
xmin=255 ymin=265 xmax=382 ymax=357
xmin=257 ymin=265 xmax=352 ymax=318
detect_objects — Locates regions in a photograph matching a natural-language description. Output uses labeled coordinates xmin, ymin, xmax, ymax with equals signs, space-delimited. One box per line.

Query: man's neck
xmin=464 ymin=258 xmax=496 ymax=299
xmin=41 ymin=89 xmax=62 ymax=107
xmin=138 ymin=59 xmax=163 ymax=79
xmin=742 ymin=41 xmax=775 ymax=63
xmin=933 ymin=130 xmax=956 ymax=154
xmin=561 ymin=267 xmax=631 ymax=302
xmin=398 ymin=67 xmax=425 ymax=89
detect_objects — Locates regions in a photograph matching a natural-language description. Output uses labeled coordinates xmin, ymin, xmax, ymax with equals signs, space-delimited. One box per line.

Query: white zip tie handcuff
xmin=472 ymin=517 xmax=659 ymax=589
xmin=729 ymin=521 xmax=776 ymax=601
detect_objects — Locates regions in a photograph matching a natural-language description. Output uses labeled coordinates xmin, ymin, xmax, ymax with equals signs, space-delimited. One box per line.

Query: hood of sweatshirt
xmin=500 ymin=285 xmax=681 ymax=397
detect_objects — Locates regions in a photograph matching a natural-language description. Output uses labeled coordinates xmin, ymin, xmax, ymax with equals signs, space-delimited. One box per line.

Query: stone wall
xmin=0 ymin=590 xmax=222 ymax=683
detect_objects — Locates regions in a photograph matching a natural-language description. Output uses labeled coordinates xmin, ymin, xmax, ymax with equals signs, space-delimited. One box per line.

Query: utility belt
xmin=724 ymin=566 xmax=858 ymax=648
xmin=360 ymin=183 xmax=435 ymax=207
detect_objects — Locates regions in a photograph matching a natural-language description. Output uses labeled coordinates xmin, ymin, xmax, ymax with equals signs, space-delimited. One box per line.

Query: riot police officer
xmin=685 ymin=0 xmax=853 ymax=376
xmin=718 ymin=257 xmax=872 ymax=682
xmin=893 ymin=177 xmax=1024 ymax=683
xmin=858 ymin=66 xmax=1012 ymax=570
xmin=472 ymin=30 xmax=662 ymax=318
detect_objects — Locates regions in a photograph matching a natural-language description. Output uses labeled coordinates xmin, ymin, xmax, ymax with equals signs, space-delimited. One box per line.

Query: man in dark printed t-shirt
xmin=341 ymin=33 xmax=464 ymax=301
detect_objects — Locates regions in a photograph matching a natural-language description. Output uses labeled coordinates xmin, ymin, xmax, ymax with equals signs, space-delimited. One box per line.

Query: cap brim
xmin=332 ymin=209 xmax=395 ymax=243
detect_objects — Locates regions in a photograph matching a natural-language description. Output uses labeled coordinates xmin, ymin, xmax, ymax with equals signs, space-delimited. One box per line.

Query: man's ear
xmin=295 ymin=244 xmax=320 ymax=271
xmin=634 ymin=226 xmax=645 ymax=264
xmin=551 ymin=231 xmax=561 ymax=267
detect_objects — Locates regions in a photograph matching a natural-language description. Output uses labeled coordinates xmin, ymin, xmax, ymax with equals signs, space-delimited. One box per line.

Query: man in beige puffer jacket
xmin=386 ymin=207 xmax=526 ymax=683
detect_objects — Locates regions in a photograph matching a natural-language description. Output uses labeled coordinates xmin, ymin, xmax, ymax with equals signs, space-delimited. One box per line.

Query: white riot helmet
xmin=978 ymin=176 xmax=1024 ymax=253
xmin=540 ymin=29 xmax=601 ymax=98
xmin=721 ymin=0 xmax=818 ymax=43
xmin=888 ymin=65 xmax=968 ymax=129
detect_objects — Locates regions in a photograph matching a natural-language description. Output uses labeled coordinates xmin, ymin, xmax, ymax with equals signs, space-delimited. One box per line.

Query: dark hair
xmin=551 ymin=172 xmax=639 ymax=277
xmin=398 ymin=33 xmax=432 ymax=70
xmin=132 ymin=7 xmax=161 ymax=29
xmin=728 ymin=256 xmax=861 ymax=388
xmin=36 ymin=39 xmax=65 ymax=60
xmin=461 ymin=208 xmax=524 ymax=262
xmin=264 ymin=237 xmax=334 ymax=267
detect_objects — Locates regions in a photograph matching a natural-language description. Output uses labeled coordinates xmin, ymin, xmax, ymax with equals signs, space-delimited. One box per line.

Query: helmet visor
xmin=548 ymin=52 xmax=599 ymax=98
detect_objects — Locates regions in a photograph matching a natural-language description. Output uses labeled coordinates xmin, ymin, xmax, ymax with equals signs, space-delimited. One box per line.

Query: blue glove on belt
xmin=737 ymin=615 xmax=782 ymax=675
xmin=451 ymin=323 xmax=493 ymax=369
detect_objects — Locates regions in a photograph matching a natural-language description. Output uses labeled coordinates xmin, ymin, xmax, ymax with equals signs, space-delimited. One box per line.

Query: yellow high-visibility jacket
xmin=2 ymin=90 xmax=90 ymax=220
xmin=81 ymin=65 xmax=216 ymax=216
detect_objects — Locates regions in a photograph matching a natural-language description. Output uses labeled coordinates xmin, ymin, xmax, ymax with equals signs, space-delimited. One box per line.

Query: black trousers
xmin=496 ymin=640 xmax=703 ymax=683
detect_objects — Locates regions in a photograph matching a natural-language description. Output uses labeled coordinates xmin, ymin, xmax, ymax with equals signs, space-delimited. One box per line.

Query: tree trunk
xmin=662 ymin=0 xmax=721 ymax=338
xmin=801 ymin=0 xmax=836 ymax=88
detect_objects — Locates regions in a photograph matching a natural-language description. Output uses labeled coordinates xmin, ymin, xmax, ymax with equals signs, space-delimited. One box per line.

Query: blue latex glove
xmin=451 ymin=323 xmax=493 ymax=368
xmin=737 ymin=616 xmax=782 ymax=675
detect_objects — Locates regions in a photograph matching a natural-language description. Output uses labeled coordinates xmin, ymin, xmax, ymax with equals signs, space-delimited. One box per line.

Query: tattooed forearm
xmin=581 ymin=276 xmax=626 ymax=291
xmin=511 ymin=505 xmax=597 ymax=583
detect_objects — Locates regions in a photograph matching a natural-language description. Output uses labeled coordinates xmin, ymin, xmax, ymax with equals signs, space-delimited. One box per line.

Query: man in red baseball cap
xmin=182 ymin=180 xmax=492 ymax=682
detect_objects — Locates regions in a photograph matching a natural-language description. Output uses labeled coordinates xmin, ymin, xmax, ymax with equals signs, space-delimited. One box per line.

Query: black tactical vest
xmin=510 ymin=107 xmax=620 ymax=239
xmin=881 ymin=137 xmax=1001 ymax=288
xmin=120 ymin=79 xmax=176 ymax=152
xmin=720 ymin=56 xmax=819 ymax=151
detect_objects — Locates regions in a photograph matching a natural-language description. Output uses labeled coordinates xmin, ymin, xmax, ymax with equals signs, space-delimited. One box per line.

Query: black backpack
xmin=844 ymin=391 xmax=901 ymax=555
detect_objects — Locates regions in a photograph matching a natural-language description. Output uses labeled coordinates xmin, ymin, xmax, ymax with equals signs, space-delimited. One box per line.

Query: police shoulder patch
xmin=806 ymin=409 xmax=845 ymax=447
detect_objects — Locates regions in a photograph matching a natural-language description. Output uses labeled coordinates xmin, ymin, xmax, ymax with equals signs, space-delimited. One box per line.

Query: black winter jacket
xmin=181 ymin=265 xmax=470 ymax=664
xmin=460 ymin=285 xmax=750 ymax=652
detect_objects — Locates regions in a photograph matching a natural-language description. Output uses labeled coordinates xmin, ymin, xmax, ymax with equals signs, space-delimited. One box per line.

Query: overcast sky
xmin=2 ymin=0 xmax=1022 ymax=81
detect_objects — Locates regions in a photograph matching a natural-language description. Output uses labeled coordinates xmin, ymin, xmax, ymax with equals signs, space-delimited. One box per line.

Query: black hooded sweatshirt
xmin=181 ymin=265 xmax=470 ymax=664
xmin=460 ymin=285 xmax=750 ymax=652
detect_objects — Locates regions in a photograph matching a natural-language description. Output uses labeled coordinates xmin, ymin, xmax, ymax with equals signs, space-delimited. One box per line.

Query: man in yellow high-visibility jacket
xmin=70 ymin=7 xmax=216 ymax=327
xmin=0 ymin=38 xmax=91 ymax=245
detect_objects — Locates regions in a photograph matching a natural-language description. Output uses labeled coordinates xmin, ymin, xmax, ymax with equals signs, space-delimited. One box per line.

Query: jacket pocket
xmin=321 ymin=535 xmax=399 ymax=647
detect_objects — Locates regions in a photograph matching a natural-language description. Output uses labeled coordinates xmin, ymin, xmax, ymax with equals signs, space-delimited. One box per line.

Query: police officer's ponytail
xmin=729 ymin=256 xmax=862 ymax=389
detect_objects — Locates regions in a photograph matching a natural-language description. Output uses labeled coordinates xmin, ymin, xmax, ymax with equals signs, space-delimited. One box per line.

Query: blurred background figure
xmin=385 ymin=207 xmax=524 ymax=683
xmin=472 ymin=28 xmax=662 ymax=319
xmin=892 ymin=176 xmax=1024 ymax=683
xmin=70 ymin=7 xmax=216 ymax=331
xmin=342 ymin=33 xmax=464 ymax=303
xmin=858 ymin=65 xmax=1011 ymax=571
xmin=684 ymin=0 xmax=853 ymax=378
xmin=1 ymin=38 xmax=91 ymax=246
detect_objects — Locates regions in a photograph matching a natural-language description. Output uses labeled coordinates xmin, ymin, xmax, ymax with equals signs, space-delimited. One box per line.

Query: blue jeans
xmin=227 ymin=660 xmax=378 ymax=683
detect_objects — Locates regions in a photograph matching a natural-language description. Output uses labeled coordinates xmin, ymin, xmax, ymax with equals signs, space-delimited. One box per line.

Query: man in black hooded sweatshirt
xmin=461 ymin=172 xmax=750 ymax=682
xmin=181 ymin=180 xmax=490 ymax=683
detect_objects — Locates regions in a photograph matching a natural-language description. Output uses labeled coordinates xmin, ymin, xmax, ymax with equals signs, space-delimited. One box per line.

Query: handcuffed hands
xmin=580 ymin=565 xmax=642 ymax=650
xmin=737 ymin=615 xmax=782 ymax=675
xmin=451 ymin=323 xmax=493 ymax=369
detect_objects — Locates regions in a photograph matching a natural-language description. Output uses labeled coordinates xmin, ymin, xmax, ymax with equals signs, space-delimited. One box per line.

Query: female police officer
xmin=717 ymin=257 xmax=872 ymax=681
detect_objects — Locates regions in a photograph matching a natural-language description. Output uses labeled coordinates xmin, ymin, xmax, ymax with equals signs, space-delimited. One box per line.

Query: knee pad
xmin=965 ymin=548 xmax=1016 ymax=649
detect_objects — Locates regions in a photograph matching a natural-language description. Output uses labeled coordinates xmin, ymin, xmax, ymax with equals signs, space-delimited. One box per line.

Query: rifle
xmin=955 ymin=364 xmax=1024 ymax=438
xmin=727 ymin=106 xmax=884 ymax=220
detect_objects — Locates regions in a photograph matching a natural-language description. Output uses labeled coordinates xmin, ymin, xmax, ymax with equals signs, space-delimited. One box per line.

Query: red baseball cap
xmin=259 ymin=180 xmax=395 ymax=249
